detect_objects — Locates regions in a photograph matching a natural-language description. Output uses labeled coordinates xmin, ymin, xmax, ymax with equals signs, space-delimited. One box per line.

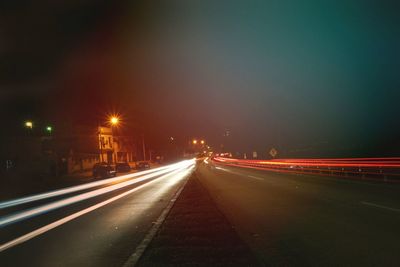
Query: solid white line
xmin=122 ymin=169 xmax=191 ymax=267
xmin=361 ymin=201 xmax=400 ymax=213
xmin=215 ymin=166 xmax=232 ymax=172
xmin=216 ymin=166 xmax=264 ymax=181
xmin=0 ymin=167 xmax=191 ymax=253
xmin=247 ymin=175 xmax=264 ymax=181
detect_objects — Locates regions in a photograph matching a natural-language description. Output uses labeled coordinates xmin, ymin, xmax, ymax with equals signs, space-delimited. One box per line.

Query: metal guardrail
xmin=212 ymin=157 xmax=400 ymax=183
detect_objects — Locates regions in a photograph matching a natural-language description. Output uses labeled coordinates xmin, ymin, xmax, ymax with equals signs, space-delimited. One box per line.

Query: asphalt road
xmin=198 ymin=160 xmax=400 ymax=266
xmin=0 ymin=161 xmax=194 ymax=267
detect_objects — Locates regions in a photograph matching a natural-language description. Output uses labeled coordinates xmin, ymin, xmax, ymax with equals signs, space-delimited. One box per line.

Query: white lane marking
xmin=0 ymin=161 xmax=192 ymax=209
xmin=122 ymin=168 xmax=192 ymax=267
xmin=215 ymin=166 xmax=232 ymax=172
xmin=247 ymin=175 xmax=264 ymax=181
xmin=361 ymin=201 xmax=400 ymax=213
xmin=216 ymin=166 xmax=265 ymax=181
xmin=0 ymin=166 xmax=193 ymax=253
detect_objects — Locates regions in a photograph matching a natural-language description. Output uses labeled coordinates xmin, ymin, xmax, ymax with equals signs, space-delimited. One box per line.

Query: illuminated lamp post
xmin=46 ymin=126 xmax=53 ymax=134
xmin=109 ymin=115 xmax=120 ymax=163
xmin=110 ymin=116 xmax=119 ymax=126
xmin=25 ymin=121 xmax=33 ymax=129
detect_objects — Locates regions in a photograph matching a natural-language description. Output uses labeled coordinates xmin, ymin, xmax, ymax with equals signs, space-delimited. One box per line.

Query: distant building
xmin=0 ymin=135 xmax=47 ymax=176
xmin=113 ymin=135 xmax=137 ymax=162
xmin=0 ymin=124 xmax=140 ymax=177
xmin=98 ymin=126 xmax=114 ymax=164
xmin=54 ymin=125 xmax=100 ymax=175
xmin=98 ymin=126 xmax=137 ymax=163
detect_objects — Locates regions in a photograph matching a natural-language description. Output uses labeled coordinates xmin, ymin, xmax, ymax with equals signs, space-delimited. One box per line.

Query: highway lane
xmin=0 ymin=160 xmax=194 ymax=267
xmin=198 ymin=160 xmax=400 ymax=266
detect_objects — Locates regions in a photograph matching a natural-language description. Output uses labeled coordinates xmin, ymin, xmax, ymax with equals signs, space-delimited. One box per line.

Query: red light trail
xmin=212 ymin=157 xmax=400 ymax=183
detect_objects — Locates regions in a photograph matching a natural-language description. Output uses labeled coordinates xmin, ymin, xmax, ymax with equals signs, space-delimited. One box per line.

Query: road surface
xmin=0 ymin=160 xmax=194 ymax=267
xmin=198 ymin=159 xmax=400 ymax=266
xmin=2 ymin=158 xmax=399 ymax=266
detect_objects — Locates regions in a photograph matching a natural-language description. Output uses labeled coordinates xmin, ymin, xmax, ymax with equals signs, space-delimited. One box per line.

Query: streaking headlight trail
xmin=0 ymin=162 xmax=195 ymax=252
xmin=0 ymin=161 xmax=191 ymax=210
xmin=0 ymin=159 xmax=195 ymax=227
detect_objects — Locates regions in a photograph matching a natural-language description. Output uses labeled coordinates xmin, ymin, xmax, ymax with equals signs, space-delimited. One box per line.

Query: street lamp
xmin=110 ymin=116 xmax=119 ymax=126
xmin=200 ymin=140 xmax=205 ymax=145
xmin=192 ymin=139 xmax=198 ymax=145
xmin=108 ymin=115 xmax=121 ymax=163
xmin=25 ymin=121 xmax=33 ymax=129
xmin=46 ymin=126 xmax=53 ymax=133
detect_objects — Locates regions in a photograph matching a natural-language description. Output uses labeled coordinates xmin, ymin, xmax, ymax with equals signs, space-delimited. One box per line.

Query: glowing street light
xmin=110 ymin=116 xmax=119 ymax=126
xmin=200 ymin=140 xmax=205 ymax=145
xmin=25 ymin=121 xmax=33 ymax=129
xmin=192 ymin=139 xmax=198 ymax=145
xmin=46 ymin=126 xmax=53 ymax=133
xmin=107 ymin=115 xmax=121 ymax=164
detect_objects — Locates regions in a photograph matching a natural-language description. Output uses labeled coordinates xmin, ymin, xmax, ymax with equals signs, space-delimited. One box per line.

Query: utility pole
xmin=142 ymin=134 xmax=146 ymax=161
xmin=98 ymin=123 xmax=103 ymax=162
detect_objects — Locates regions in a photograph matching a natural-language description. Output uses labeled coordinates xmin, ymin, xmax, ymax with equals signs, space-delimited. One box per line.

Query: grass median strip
xmin=136 ymin=172 xmax=260 ymax=266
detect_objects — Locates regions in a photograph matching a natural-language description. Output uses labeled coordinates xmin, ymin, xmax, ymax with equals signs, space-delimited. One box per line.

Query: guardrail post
xmin=358 ymin=167 xmax=365 ymax=179
xmin=379 ymin=168 xmax=388 ymax=182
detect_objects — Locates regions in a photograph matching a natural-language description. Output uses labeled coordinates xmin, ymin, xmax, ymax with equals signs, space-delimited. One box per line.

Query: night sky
xmin=1 ymin=1 xmax=399 ymax=156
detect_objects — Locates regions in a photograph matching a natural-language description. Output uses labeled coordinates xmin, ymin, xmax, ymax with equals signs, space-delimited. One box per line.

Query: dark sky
xmin=1 ymin=1 xmax=400 ymax=156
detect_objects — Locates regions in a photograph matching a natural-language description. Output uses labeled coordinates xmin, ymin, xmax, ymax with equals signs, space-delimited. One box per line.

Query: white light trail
xmin=0 ymin=160 xmax=195 ymax=227
xmin=0 ymin=165 xmax=194 ymax=252
xmin=0 ymin=161 xmax=190 ymax=209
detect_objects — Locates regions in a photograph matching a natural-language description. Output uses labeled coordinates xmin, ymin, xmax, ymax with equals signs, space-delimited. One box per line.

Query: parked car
xmin=92 ymin=162 xmax=116 ymax=178
xmin=115 ymin=162 xmax=131 ymax=173
xmin=136 ymin=161 xmax=150 ymax=170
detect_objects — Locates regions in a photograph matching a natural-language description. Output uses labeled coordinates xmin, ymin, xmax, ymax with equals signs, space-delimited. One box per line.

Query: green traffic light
xmin=46 ymin=126 xmax=52 ymax=132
